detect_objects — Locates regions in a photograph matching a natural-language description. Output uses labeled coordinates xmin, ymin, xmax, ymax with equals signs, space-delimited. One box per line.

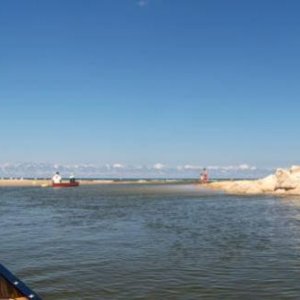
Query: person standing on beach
xmin=52 ymin=172 xmax=62 ymax=184
xmin=69 ymin=173 xmax=75 ymax=183
xmin=200 ymin=168 xmax=209 ymax=183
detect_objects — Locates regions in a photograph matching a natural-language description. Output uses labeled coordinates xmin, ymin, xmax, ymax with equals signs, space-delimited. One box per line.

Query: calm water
xmin=2 ymin=184 xmax=300 ymax=299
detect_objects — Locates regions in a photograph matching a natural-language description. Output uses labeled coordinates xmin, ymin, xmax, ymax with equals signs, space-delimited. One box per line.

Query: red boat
xmin=52 ymin=181 xmax=80 ymax=188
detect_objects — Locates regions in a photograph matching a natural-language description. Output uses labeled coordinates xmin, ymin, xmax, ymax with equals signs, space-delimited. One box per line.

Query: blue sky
xmin=1 ymin=0 xmax=300 ymax=174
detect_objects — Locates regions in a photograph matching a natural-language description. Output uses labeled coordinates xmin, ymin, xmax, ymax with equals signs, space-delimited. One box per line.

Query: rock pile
xmin=207 ymin=165 xmax=300 ymax=195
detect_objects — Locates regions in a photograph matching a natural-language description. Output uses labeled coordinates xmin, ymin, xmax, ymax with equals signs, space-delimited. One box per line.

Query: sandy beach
xmin=0 ymin=179 xmax=179 ymax=187
xmin=0 ymin=179 xmax=116 ymax=187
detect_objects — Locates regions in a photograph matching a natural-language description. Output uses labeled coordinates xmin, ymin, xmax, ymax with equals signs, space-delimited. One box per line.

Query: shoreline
xmin=203 ymin=181 xmax=300 ymax=196
xmin=3 ymin=166 xmax=300 ymax=197
xmin=204 ymin=165 xmax=300 ymax=196
xmin=0 ymin=178 xmax=194 ymax=187
xmin=0 ymin=179 xmax=119 ymax=187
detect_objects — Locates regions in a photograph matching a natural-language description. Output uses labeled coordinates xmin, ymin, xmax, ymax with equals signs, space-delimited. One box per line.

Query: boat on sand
xmin=0 ymin=264 xmax=41 ymax=300
xmin=52 ymin=181 xmax=79 ymax=188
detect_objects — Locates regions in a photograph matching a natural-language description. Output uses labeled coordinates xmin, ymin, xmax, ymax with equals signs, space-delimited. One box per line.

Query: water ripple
xmin=1 ymin=185 xmax=300 ymax=299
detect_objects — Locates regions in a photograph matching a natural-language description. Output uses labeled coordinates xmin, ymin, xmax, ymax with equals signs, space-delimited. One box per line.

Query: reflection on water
xmin=1 ymin=185 xmax=300 ymax=299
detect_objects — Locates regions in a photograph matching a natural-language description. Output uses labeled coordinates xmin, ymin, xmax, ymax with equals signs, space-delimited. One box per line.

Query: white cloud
xmin=205 ymin=164 xmax=257 ymax=171
xmin=238 ymin=164 xmax=256 ymax=171
xmin=183 ymin=164 xmax=203 ymax=170
xmin=175 ymin=164 xmax=258 ymax=172
xmin=112 ymin=163 xmax=124 ymax=169
xmin=153 ymin=163 xmax=165 ymax=170
xmin=0 ymin=161 xmax=266 ymax=179
xmin=207 ymin=165 xmax=226 ymax=170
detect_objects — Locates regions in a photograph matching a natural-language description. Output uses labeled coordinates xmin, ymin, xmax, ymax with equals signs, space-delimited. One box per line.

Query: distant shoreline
xmin=0 ymin=179 xmax=111 ymax=187
xmin=0 ymin=178 xmax=200 ymax=187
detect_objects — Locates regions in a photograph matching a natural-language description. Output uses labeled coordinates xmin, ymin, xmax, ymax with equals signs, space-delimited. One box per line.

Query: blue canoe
xmin=0 ymin=264 xmax=42 ymax=300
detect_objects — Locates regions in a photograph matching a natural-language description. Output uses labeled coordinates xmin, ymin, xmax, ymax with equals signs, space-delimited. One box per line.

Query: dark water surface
xmin=1 ymin=184 xmax=300 ymax=299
